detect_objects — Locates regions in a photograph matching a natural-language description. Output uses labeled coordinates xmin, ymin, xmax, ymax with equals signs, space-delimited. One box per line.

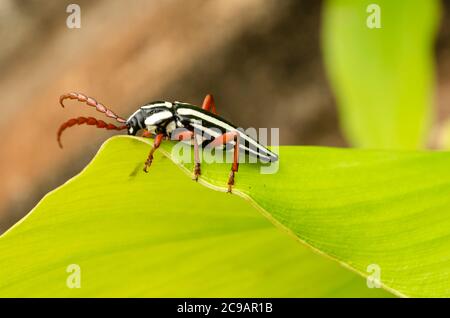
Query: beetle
xmin=57 ymin=92 xmax=278 ymax=192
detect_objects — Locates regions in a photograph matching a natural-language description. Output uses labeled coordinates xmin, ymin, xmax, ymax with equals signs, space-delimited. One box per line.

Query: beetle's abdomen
xmin=174 ymin=103 xmax=278 ymax=162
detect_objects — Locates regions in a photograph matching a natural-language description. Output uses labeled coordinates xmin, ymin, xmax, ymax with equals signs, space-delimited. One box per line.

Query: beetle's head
xmin=126 ymin=109 xmax=145 ymax=136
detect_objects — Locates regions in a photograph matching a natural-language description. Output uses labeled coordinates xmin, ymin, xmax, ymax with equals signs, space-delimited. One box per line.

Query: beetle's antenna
xmin=59 ymin=92 xmax=127 ymax=123
xmin=57 ymin=116 xmax=127 ymax=148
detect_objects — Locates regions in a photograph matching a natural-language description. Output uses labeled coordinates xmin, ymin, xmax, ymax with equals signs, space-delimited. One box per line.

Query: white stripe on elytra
xmin=191 ymin=123 xmax=272 ymax=161
xmin=191 ymin=123 xmax=221 ymax=138
xmin=141 ymin=102 xmax=172 ymax=109
xmin=177 ymin=107 xmax=277 ymax=157
xmin=145 ymin=110 xmax=173 ymax=126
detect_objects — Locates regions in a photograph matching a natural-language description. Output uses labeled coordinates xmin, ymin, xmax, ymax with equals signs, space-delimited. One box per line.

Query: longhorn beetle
xmin=57 ymin=93 xmax=278 ymax=192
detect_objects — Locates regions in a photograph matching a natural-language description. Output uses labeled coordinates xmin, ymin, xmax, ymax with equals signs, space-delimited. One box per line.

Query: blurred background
xmin=0 ymin=0 xmax=449 ymax=233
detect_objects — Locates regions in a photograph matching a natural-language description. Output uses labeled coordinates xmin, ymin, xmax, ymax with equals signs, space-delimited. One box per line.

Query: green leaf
xmin=322 ymin=0 xmax=440 ymax=149
xmin=161 ymin=138 xmax=450 ymax=297
xmin=0 ymin=136 xmax=389 ymax=297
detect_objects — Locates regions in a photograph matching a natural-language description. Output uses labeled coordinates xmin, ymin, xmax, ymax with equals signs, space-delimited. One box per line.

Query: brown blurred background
xmin=0 ymin=0 xmax=449 ymax=233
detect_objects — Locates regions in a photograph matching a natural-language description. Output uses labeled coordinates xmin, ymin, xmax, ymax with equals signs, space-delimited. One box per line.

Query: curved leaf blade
xmin=164 ymin=138 xmax=450 ymax=297
xmin=0 ymin=137 xmax=388 ymax=297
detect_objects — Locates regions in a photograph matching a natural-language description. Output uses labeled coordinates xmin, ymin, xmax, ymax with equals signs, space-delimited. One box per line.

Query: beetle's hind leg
xmin=227 ymin=134 xmax=239 ymax=193
xmin=201 ymin=94 xmax=218 ymax=114
xmin=207 ymin=131 xmax=240 ymax=193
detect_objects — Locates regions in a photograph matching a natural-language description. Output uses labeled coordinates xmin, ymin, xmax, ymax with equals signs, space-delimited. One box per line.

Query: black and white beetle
xmin=57 ymin=93 xmax=278 ymax=192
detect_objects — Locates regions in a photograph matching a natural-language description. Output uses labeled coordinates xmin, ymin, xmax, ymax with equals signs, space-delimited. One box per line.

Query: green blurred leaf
xmin=0 ymin=136 xmax=389 ymax=297
xmin=322 ymin=0 xmax=440 ymax=149
xmin=437 ymin=120 xmax=450 ymax=149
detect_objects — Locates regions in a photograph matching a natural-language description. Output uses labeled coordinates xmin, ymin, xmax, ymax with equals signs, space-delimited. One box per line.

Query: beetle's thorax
xmin=126 ymin=101 xmax=178 ymax=136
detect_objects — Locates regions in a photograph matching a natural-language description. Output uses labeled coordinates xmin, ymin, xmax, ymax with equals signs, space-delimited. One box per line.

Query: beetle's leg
xmin=201 ymin=94 xmax=217 ymax=115
xmin=192 ymin=133 xmax=201 ymax=181
xmin=172 ymin=130 xmax=201 ymax=180
xmin=172 ymin=130 xmax=194 ymax=141
xmin=207 ymin=131 xmax=240 ymax=192
xmin=143 ymin=133 xmax=164 ymax=172
xmin=228 ymin=133 xmax=240 ymax=193
xmin=142 ymin=129 xmax=152 ymax=138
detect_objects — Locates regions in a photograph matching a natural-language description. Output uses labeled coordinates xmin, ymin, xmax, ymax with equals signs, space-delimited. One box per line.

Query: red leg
xmin=192 ymin=133 xmax=201 ymax=181
xmin=142 ymin=129 xmax=154 ymax=138
xmin=143 ymin=133 xmax=164 ymax=172
xmin=207 ymin=131 xmax=239 ymax=192
xmin=172 ymin=130 xmax=194 ymax=141
xmin=201 ymin=94 xmax=218 ymax=115
xmin=172 ymin=130 xmax=201 ymax=180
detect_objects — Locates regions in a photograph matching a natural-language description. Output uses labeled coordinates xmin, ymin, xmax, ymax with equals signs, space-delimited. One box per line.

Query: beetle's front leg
xmin=143 ymin=133 xmax=164 ymax=172
xmin=142 ymin=129 xmax=152 ymax=138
